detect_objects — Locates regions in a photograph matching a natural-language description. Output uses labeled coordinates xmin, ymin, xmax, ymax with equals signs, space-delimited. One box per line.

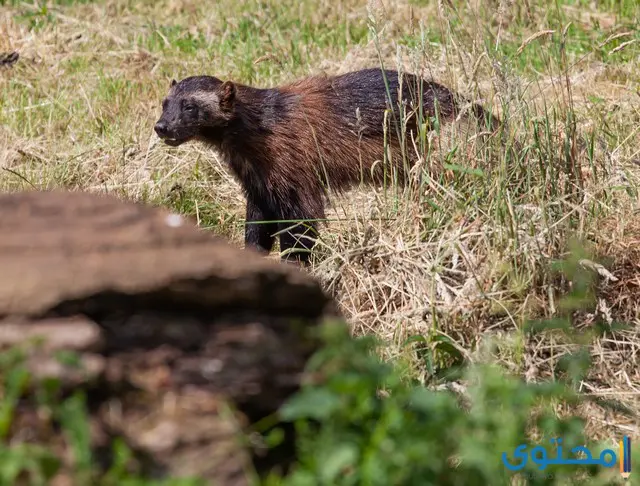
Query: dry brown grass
xmin=1 ymin=0 xmax=640 ymax=445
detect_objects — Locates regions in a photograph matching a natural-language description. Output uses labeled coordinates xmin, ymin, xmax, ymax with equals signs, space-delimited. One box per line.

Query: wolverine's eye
xmin=162 ymin=99 xmax=168 ymax=110
xmin=183 ymin=102 xmax=197 ymax=114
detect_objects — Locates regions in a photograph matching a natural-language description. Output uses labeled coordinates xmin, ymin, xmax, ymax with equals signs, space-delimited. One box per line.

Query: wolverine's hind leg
xmin=275 ymin=190 xmax=323 ymax=265
xmin=277 ymin=220 xmax=319 ymax=265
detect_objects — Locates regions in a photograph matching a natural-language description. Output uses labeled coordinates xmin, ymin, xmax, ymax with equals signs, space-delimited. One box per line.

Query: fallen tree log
xmin=0 ymin=189 xmax=338 ymax=485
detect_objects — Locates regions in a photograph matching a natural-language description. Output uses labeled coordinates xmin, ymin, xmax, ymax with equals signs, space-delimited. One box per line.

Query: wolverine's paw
xmin=279 ymin=248 xmax=312 ymax=268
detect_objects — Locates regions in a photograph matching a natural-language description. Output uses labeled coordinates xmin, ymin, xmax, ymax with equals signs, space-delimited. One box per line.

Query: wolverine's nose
xmin=154 ymin=121 xmax=168 ymax=137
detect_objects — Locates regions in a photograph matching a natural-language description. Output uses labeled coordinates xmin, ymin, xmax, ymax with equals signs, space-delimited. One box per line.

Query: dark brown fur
xmin=154 ymin=68 xmax=500 ymax=264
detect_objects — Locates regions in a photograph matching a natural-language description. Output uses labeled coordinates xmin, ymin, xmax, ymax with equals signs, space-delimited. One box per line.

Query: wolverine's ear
xmin=219 ymin=81 xmax=236 ymax=110
xmin=170 ymin=79 xmax=177 ymax=88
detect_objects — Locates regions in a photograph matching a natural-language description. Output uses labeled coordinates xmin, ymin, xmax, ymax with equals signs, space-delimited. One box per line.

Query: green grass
xmin=1 ymin=0 xmax=640 ymax=483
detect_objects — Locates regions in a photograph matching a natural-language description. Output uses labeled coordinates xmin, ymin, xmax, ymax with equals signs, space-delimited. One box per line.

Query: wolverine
xmin=154 ymin=68 xmax=500 ymax=264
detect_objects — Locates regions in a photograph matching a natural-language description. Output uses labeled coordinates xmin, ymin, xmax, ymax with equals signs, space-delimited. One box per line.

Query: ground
xmin=1 ymin=0 xmax=639 ymax=449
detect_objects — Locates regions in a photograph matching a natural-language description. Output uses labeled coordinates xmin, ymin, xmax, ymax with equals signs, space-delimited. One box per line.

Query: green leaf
xmin=280 ymin=388 xmax=342 ymax=421
xmin=320 ymin=443 xmax=358 ymax=483
xmin=0 ymin=366 xmax=30 ymax=439
xmin=56 ymin=391 xmax=93 ymax=473
xmin=443 ymin=163 xmax=485 ymax=177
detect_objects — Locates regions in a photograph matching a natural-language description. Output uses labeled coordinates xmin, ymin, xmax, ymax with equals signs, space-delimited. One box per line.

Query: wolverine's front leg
xmin=244 ymin=198 xmax=278 ymax=255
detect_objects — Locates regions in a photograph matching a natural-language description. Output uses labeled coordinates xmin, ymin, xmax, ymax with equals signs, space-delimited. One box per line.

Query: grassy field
xmin=1 ymin=0 xmax=640 ymax=479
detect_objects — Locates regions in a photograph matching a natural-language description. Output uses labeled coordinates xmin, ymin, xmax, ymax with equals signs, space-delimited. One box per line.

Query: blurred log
xmin=0 ymin=189 xmax=338 ymax=485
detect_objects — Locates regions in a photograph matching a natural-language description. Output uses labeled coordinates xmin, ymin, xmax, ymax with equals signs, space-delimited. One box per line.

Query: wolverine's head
xmin=154 ymin=76 xmax=237 ymax=147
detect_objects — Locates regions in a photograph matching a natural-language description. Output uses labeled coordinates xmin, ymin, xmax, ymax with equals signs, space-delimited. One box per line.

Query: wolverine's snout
xmin=154 ymin=121 xmax=169 ymax=138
